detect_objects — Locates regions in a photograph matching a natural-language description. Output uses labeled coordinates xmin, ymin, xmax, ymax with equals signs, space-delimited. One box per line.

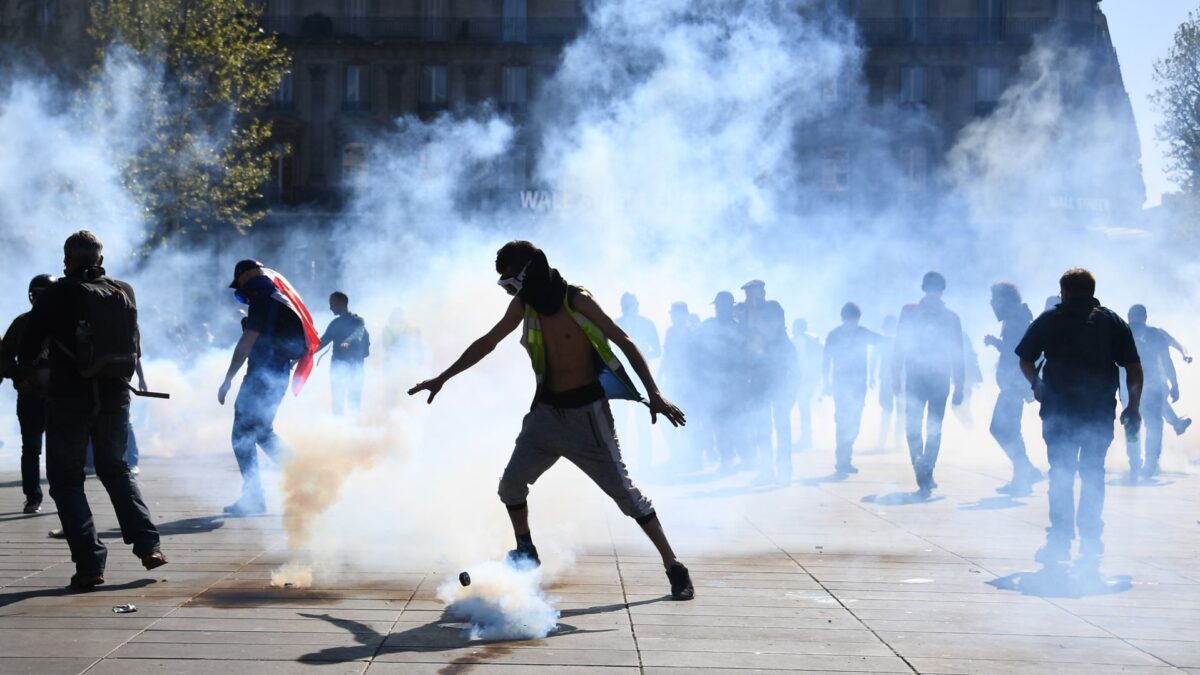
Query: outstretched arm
xmin=574 ymin=295 xmax=685 ymax=427
xmin=408 ymin=298 xmax=524 ymax=404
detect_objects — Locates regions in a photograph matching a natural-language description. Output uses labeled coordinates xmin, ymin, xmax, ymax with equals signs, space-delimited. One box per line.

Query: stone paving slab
xmin=0 ymin=447 xmax=1196 ymax=674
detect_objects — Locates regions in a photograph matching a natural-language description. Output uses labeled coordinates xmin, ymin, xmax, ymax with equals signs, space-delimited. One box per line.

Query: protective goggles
xmin=497 ymin=262 xmax=530 ymax=296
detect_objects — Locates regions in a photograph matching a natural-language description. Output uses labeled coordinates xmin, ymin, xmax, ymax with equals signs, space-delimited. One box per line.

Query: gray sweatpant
xmin=498 ymin=400 xmax=654 ymax=519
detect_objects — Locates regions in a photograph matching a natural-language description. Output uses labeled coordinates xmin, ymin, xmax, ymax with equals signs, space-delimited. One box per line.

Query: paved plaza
xmin=0 ymin=447 xmax=1197 ymax=675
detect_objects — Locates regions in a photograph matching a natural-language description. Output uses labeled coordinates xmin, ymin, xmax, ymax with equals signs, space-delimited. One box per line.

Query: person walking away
xmin=824 ymin=302 xmax=880 ymax=475
xmin=893 ymin=272 xmax=965 ymax=497
xmin=1016 ymin=268 xmax=1141 ymax=566
xmin=0 ymin=274 xmax=56 ymax=513
xmin=754 ymin=302 xmax=798 ymax=484
xmin=319 ymin=291 xmax=370 ymax=416
xmin=1124 ymin=304 xmax=1174 ymax=481
xmin=15 ymin=232 xmax=165 ymax=590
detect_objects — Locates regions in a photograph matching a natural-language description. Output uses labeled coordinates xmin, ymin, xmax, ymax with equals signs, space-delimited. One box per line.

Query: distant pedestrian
xmin=792 ymin=318 xmax=822 ymax=451
xmin=823 ymin=302 xmax=880 ymax=475
xmin=617 ymin=293 xmax=661 ymax=469
xmin=319 ymin=292 xmax=370 ymax=416
xmin=984 ymin=282 xmax=1042 ymax=496
xmin=893 ymin=272 xmax=965 ymax=497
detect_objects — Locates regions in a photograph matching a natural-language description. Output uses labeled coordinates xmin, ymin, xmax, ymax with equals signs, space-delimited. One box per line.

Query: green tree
xmin=1154 ymin=10 xmax=1200 ymax=196
xmin=89 ymin=0 xmax=289 ymax=247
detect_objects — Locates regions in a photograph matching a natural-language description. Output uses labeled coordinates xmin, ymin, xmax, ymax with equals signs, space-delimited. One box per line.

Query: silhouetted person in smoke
xmin=218 ymin=260 xmax=317 ymax=516
xmin=408 ymin=241 xmax=694 ymax=601
xmin=1017 ymin=269 xmax=1141 ymax=566
xmin=985 ymin=282 xmax=1042 ymax=496
xmin=319 ymin=292 xmax=370 ymax=416
xmin=792 ymin=318 xmax=822 ymax=450
xmin=660 ymin=301 xmax=700 ymax=471
xmin=1124 ymin=304 xmax=1178 ymax=481
xmin=893 ymin=271 xmax=965 ymax=497
xmin=753 ymin=301 xmax=798 ymax=485
xmin=1150 ymin=323 xmax=1192 ymax=437
xmin=737 ymin=281 xmax=775 ymax=470
xmin=874 ymin=315 xmax=900 ymax=450
xmin=1 ymin=274 xmax=56 ymax=513
xmin=15 ymin=232 xmax=166 ymax=590
xmin=824 ymin=302 xmax=880 ymax=475
xmin=616 ymin=293 xmax=660 ymax=469
xmin=699 ymin=291 xmax=747 ymax=473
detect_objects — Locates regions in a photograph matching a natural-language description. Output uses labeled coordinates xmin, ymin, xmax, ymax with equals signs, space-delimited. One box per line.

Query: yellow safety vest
xmin=521 ymin=289 xmax=643 ymax=402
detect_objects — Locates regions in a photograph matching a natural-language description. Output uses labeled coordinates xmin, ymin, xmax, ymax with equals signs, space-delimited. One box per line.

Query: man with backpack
xmin=14 ymin=231 xmax=165 ymax=590
xmin=1 ymin=274 xmax=56 ymax=514
xmin=318 ymin=291 xmax=370 ymax=416
xmin=218 ymin=260 xmax=318 ymax=516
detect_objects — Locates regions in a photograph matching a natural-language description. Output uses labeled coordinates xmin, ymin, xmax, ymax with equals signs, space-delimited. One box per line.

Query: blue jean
xmin=17 ymin=394 xmax=45 ymax=501
xmin=1043 ymin=413 xmax=1114 ymax=544
xmin=46 ymin=401 xmax=160 ymax=575
xmin=231 ymin=367 xmax=290 ymax=502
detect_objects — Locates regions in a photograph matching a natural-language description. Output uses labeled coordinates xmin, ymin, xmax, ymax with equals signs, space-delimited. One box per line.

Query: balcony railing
xmin=262 ymin=15 xmax=584 ymax=45
xmin=856 ymin=18 xmax=1100 ymax=47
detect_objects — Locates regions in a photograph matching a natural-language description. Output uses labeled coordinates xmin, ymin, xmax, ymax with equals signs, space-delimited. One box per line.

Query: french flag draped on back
xmin=263 ymin=268 xmax=319 ymax=395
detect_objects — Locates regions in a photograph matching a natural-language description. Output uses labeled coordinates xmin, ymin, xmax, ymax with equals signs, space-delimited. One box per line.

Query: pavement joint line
xmin=78 ymin=545 xmax=273 ymax=675
xmin=607 ymin=519 xmax=646 ymax=675
xmin=362 ymin=568 xmax=422 ymax=672
xmin=742 ymin=512 xmax=920 ymax=675
xmin=817 ymin=472 xmax=1190 ymax=673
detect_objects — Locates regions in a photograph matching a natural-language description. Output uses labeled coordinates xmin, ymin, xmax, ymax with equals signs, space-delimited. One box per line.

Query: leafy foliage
xmin=89 ymin=0 xmax=290 ymax=247
xmin=1154 ymin=11 xmax=1200 ymax=196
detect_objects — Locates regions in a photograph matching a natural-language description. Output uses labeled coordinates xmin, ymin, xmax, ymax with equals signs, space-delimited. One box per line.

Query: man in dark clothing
xmin=15 ymin=232 xmax=165 ymax=590
xmin=754 ymin=301 xmax=798 ymax=485
xmin=823 ymin=302 xmax=880 ymax=475
xmin=1124 ymin=305 xmax=1176 ymax=481
xmin=893 ymin=271 xmax=965 ymax=497
xmin=1 ymin=274 xmax=56 ymax=513
xmin=792 ymin=318 xmax=822 ymax=451
xmin=984 ymin=282 xmax=1042 ymax=496
xmin=218 ymin=260 xmax=309 ymax=516
xmin=1017 ymin=268 xmax=1141 ymax=565
xmin=698 ymin=291 xmax=746 ymax=473
xmin=319 ymin=291 xmax=369 ymax=416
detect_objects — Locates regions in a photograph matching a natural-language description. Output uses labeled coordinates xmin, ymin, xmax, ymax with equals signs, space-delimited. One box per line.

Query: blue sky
xmin=1104 ymin=0 xmax=1196 ymax=208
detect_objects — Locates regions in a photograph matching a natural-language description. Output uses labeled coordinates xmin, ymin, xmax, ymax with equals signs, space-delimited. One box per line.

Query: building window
xmin=504 ymin=145 xmax=529 ymax=189
xmin=825 ymin=0 xmax=851 ymax=16
xmin=501 ymin=66 xmax=528 ymax=113
xmin=502 ymin=0 xmax=528 ymax=43
xmin=271 ymin=143 xmax=295 ymax=202
xmin=975 ymin=66 xmax=1007 ymax=113
xmin=422 ymin=0 xmax=449 ymax=40
xmin=37 ymin=0 xmax=56 ymax=31
xmin=272 ymin=72 xmax=294 ymax=109
xmin=899 ymin=66 xmax=927 ymax=106
xmin=343 ymin=143 xmax=368 ymax=187
xmin=902 ymin=0 xmax=927 ymax=43
xmin=979 ymin=0 xmax=1006 ymax=43
xmin=344 ymin=65 xmax=369 ymax=112
xmin=346 ymin=0 xmax=367 ymax=36
xmin=420 ymin=65 xmax=449 ymax=114
xmin=904 ymin=146 xmax=929 ymax=190
xmin=821 ymin=147 xmax=850 ymax=193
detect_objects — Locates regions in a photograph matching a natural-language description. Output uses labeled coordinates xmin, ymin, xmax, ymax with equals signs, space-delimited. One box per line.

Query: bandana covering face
xmin=516 ymin=249 xmax=569 ymax=316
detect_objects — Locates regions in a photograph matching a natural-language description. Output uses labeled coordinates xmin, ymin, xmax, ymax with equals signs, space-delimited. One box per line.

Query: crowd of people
xmin=0 ymin=233 xmax=1193 ymax=594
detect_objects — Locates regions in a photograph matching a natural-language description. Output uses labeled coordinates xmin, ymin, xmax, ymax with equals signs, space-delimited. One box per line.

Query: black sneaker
xmin=506 ymin=542 xmax=540 ymax=569
xmin=666 ymin=562 xmax=694 ymax=601
xmin=1035 ymin=539 xmax=1071 ymax=565
xmin=1175 ymin=418 xmax=1193 ymax=436
xmin=22 ymin=498 xmax=42 ymax=514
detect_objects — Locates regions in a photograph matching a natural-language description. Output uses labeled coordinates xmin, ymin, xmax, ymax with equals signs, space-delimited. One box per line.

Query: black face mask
xmin=514 ymin=250 xmax=568 ymax=316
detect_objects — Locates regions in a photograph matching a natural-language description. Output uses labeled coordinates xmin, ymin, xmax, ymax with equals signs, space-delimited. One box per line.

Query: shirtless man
xmin=409 ymin=241 xmax=694 ymax=600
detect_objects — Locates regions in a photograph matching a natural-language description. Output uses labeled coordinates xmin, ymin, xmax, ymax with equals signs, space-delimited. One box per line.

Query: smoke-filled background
xmin=0 ymin=0 xmax=1196 ymax=587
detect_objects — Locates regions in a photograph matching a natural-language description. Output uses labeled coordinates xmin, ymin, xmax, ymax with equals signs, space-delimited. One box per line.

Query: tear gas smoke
xmin=437 ymin=560 xmax=561 ymax=640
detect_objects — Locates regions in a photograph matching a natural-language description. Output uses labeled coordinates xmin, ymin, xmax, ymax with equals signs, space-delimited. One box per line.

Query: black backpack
xmin=70 ymin=278 xmax=139 ymax=379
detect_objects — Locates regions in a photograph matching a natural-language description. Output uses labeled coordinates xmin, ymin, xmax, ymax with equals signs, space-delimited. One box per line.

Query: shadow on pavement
xmin=958 ymin=496 xmax=1025 ymax=510
xmin=988 ymin=564 xmax=1133 ymax=598
xmin=797 ymin=473 xmax=849 ymax=486
xmin=861 ymin=491 xmax=945 ymax=506
xmin=296 ymin=598 xmax=667 ymax=664
xmin=138 ymin=515 xmax=226 ymax=535
xmin=0 ymin=578 xmax=157 ymax=608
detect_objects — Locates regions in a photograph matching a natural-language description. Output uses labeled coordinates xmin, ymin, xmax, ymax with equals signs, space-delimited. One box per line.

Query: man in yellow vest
xmin=409 ymin=241 xmax=694 ymax=601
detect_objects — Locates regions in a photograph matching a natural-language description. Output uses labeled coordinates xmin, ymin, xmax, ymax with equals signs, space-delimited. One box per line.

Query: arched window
xmin=343 ymin=143 xmax=369 ymax=187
